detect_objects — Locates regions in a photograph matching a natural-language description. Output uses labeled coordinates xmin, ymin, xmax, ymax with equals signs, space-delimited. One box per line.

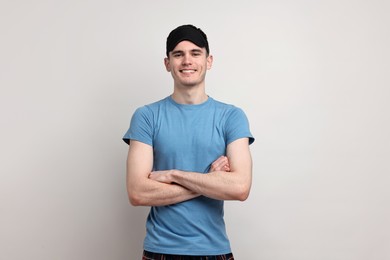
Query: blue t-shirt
xmin=123 ymin=96 xmax=254 ymax=255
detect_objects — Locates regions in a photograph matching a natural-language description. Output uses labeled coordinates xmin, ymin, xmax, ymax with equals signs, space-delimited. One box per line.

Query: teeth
xmin=181 ymin=70 xmax=195 ymax=73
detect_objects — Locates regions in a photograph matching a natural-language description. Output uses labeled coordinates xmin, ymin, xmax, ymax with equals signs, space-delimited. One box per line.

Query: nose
xmin=182 ymin=53 xmax=192 ymax=66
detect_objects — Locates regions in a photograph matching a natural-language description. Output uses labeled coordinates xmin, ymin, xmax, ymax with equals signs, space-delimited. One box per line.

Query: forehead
xmin=172 ymin=40 xmax=204 ymax=52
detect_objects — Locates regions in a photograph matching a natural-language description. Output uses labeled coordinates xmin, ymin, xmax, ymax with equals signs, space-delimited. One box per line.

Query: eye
xmin=171 ymin=52 xmax=183 ymax=58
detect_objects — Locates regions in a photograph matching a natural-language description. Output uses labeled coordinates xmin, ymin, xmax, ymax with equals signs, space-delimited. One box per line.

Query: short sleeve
xmin=225 ymin=107 xmax=255 ymax=145
xmin=122 ymin=106 xmax=154 ymax=146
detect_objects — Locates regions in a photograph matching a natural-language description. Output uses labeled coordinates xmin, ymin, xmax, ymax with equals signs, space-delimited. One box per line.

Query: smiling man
xmin=123 ymin=24 xmax=255 ymax=260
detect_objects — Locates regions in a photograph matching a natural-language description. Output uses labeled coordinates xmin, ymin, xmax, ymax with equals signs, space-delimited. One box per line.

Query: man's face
xmin=164 ymin=40 xmax=213 ymax=89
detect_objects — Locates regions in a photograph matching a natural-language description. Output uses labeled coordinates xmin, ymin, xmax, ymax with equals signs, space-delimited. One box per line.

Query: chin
xmin=178 ymin=80 xmax=199 ymax=87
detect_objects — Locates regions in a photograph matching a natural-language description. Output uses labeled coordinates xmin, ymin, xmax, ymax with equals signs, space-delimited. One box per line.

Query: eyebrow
xmin=191 ymin=49 xmax=203 ymax=53
xmin=171 ymin=48 xmax=204 ymax=55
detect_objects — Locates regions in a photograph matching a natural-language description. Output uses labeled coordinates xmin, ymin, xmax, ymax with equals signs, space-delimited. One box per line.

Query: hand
xmin=209 ymin=156 xmax=230 ymax=172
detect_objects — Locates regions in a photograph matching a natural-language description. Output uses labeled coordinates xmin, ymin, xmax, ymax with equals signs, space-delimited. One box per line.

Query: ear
xmin=206 ymin=55 xmax=213 ymax=70
xmin=164 ymin=57 xmax=171 ymax=72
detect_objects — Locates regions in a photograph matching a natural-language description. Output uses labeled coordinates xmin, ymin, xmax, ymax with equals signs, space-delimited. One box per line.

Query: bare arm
xmin=149 ymin=138 xmax=253 ymax=201
xmin=126 ymin=140 xmax=230 ymax=206
xmin=126 ymin=140 xmax=198 ymax=206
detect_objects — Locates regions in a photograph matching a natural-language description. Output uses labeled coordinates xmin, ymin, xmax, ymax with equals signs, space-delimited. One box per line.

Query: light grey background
xmin=1 ymin=1 xmax=389 ymax=259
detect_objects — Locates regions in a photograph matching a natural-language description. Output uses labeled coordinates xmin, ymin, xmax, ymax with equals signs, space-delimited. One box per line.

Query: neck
xmin=171 ymin=85 xmax=208 ymax=105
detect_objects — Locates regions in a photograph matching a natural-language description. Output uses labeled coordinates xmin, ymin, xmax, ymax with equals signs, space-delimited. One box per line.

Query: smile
xmin=179 ymin=69 xmax=196 ymax=73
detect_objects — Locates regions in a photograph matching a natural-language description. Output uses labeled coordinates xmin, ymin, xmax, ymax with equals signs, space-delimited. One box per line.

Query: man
xmin=123 ymin=24 xmax=255 ymax=260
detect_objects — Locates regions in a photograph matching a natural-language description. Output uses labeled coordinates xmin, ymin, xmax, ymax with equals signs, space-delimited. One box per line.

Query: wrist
xmin=169 ymin=169 xmax=179 ymax=183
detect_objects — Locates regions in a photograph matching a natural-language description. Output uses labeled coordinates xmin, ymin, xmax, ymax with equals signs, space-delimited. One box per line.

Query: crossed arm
xmin=126 ymin=138 xmax=252 ymax=206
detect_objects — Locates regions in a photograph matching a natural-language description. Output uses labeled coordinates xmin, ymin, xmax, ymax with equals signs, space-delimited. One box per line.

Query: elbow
xmin=129 ymin=197 xmax=140 ymax=207
xmin=236 ymin=189 xmax=250 ymax=201
xmin=128 ymin=195 xmax=139 ymax=206
xmin=234 ymin=183 xmax=251 ymax=201
xmin=128 ymin=191 xmax=143 ymax=206
xmin=127 ymin=182 xmax=149 ymax=206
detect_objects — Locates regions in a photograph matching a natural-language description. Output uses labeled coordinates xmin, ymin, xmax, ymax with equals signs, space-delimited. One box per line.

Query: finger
xmin=211 ymin=156 xmax=223 ymax=169
xmin=212 ymin=157 xmax=226 ymax=170
xmin=210 ymin=155 xmax=232 ymax=172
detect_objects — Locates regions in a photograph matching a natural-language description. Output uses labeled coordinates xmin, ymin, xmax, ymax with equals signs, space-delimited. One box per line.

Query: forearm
xmin=126 ymin=140 xmax=199 ymax=207
xmin=128 ymin=179 xmax=199 ymax=207
xmin=149 ymin=138 xmax=253 ymax=201
xmin=169 ymin=169 xmax=251 ymax=201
